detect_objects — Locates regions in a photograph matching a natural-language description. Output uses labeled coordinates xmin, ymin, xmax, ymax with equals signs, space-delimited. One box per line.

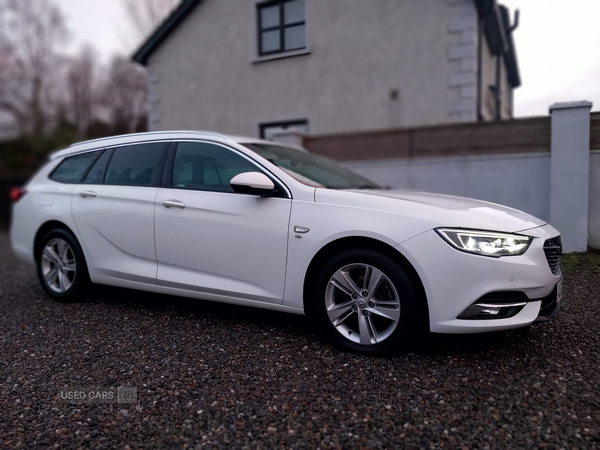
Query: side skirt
xmin=89 ymin=276 xmax=306 ymax=316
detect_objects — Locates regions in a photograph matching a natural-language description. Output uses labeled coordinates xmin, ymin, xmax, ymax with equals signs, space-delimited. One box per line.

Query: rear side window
xmin=83 ymin=149 xmax=112 ymax=184
xmin=172 ymin=142 xmax=258 ymax=192
xmin=50 ymin=151 xmax=100 ymax=184
xmin=105 ymin=143 xmax=163 ymax=186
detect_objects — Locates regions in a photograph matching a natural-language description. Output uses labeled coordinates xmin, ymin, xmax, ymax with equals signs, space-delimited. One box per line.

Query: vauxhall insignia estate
xmin=10 ymin=131 xmax=562 ymax=354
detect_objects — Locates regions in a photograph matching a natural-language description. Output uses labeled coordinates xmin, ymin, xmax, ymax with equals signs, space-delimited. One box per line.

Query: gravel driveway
xmin=0 ymin=232 xmax=599 ymax=449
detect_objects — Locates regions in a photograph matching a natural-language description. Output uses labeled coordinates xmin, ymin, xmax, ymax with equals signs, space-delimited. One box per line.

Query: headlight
xmin=435 ymin=228 xmax=532 ymax=257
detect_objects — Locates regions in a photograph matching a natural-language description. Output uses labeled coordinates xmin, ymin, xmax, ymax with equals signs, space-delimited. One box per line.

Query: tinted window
xmin=172 ymin=142 xmax=258 ymax=193
xmin=105 ymin=143 xmax=163 ymax=186
xmin=83 ymin=149 xmax=112 ymax=184
xmin=50 ymin=151 xmax=100 ymax=184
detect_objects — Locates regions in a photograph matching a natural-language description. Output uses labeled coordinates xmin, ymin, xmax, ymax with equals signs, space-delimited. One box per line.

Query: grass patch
xmin=560 ymin=248 xmax=600 ymax=273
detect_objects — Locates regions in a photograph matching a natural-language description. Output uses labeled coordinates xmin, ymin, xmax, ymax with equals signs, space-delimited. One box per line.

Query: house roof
xmin=132 ymin=0 xmax=202 ymax=66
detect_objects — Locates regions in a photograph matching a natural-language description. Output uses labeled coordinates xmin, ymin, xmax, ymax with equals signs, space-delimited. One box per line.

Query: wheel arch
xmin=303 ymin=236 xmax=430 ymax=332
xmin=34 ymin=220 xmax=78 ymax=260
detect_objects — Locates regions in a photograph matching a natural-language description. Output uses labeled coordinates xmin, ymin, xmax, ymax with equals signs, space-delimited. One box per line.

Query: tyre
xmin=36 ymin=228 xmax=90 ymax=302
xmin=311 ymin=249 xmax=419 ymax=355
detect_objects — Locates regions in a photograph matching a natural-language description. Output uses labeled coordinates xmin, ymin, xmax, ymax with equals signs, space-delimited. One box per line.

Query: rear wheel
xmin=311 ymin=249 xmax=419 ymax=354
xmin=36 ymin=229 xmax=90 ymax=302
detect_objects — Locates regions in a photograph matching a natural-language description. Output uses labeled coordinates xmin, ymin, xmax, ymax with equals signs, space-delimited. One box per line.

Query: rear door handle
xmin=162 ymin=200 xmax=186 ymax=209
xmin=79 ymin=190 xmax=97 ymax=198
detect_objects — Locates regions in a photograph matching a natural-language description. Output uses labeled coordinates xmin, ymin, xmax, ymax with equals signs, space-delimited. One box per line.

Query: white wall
xmin=346 ymin=152 xmax=551 ymax=222
xmin=347 ymin=150 xmax=599 ymax=251
xmin=147 ymin=0 xmax=478 ymax=136
xmin=589 ymin=151 xmax=600 ymax=248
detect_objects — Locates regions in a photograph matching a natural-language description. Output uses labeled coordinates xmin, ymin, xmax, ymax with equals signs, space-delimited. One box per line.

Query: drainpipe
xmin=509 ymin=10 xmax=520 ymax=35
xmin=495 ymin=52 xmax=502 ymax=120
xmin=507 ymin=10 xmax=519 ymax=118
xmin=476 ymin=3 xmax=494 ymax=122
xmin=495 ymin=9 xmax=519 ymax=121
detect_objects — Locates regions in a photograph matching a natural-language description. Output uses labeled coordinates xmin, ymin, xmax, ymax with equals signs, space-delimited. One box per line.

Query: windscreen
xmin=242 ymin=143 xmax=380 ymax=190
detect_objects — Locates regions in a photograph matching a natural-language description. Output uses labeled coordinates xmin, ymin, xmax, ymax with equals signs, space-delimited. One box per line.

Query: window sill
xmin=252 ymin=49 xmax=311 ymax=64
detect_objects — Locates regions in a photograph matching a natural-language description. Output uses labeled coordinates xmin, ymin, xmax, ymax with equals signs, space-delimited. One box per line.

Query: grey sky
xmin=55 ymin=0 xmax=600 ymax=118
xmin=502 ymin=0 xmax=600 ymax=117
xmin=57 ymin=0 xmax=133 ymax=61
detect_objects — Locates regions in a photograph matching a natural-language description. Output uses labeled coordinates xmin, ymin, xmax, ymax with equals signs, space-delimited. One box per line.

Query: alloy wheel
xmin=40 ymin=238 xmax=77 ymax=293
xmin=325 ymin=263 xmax=401 ymax=345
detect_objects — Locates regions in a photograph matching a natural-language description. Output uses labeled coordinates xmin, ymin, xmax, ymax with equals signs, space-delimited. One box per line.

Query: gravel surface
xmin=0 ymin=232 xmax=599 ymax=449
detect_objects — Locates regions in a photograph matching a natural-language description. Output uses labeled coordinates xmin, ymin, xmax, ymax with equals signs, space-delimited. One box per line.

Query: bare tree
xmin=103 ymin=56 xmax=147 ymax=134
xmin=124 ymin=0 xmax=180 ymax=41
xmin=65 ymin=46 xmax=99 ymax=135
xmin=0 ymin=0 xmax=68 ymax=137
xmin=0 ymin=41 xmax=27 ymax=137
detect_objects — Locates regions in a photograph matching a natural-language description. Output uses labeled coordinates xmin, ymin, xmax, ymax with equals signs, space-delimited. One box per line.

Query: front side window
xmin=50 ymin=151 xmax=100 ymax=184
xmin=172 ymin=142 xmax=259 ymax=193
xmin=242 ymin=143 xmax=380 ymax=190
xmin=258 ymin=0 xmax=306 ymax=56
xmin=105 ymin=143 xmax=163 ymax=187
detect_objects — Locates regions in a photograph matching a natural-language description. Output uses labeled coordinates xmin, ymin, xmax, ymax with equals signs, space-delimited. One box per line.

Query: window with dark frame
xmin=104 ymin=143 xmax=164 ymax=187
xmin=171 ymin=142 xmax=260 ymax=193
xmin=260 ymin=120 xmax=308 ymax=140
xmin=258 ymin=0 xmax=306 ymax=56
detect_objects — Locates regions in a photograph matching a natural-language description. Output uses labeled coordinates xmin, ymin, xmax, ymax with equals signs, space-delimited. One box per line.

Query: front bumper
xmin=533 ymin=283 xmax=562 ymax=322
xmin=398 ymin=224 xmax=562 ymax=334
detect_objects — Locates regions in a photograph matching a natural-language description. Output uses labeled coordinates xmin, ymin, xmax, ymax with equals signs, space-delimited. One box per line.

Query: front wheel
xmin=311 ymin=249 xmax=419 ymax=355
xmin=36 ymin=228 xmax=90 ymax=302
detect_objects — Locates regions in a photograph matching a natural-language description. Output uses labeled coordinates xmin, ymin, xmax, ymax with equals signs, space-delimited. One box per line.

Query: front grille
xmin=543 ymin=236 xmax=562 ymax=276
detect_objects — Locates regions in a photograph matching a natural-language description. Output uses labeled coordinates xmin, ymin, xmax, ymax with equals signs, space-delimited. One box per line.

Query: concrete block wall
xmin=345 ymin=152 xmax=551 ymax=224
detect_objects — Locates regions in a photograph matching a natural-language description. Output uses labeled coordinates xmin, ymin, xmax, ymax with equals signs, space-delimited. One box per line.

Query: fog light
xmin=479 ymin=308 xmax=500 ymax=316
xmin=458 ymin=302 xmax=526 ymax=320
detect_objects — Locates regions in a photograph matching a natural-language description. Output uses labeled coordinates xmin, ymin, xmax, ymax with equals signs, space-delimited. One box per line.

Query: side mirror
xmin=230 ymin=172 xmax=277 ymax=197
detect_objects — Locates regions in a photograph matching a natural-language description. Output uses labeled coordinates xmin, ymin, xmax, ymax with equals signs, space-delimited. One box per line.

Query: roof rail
xmin=68 ymin=130 xmax=230 ymax=148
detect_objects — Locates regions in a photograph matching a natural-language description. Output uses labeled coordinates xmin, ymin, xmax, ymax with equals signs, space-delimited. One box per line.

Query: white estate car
xmin=10 ymin=131 xmax=562 ymax=354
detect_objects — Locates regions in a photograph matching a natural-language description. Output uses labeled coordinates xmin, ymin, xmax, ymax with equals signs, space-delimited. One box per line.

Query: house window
xmin=260 ymin=120 xmax=308 ymax=140
xmin=258 ymin=0 xmax=306 ymax=56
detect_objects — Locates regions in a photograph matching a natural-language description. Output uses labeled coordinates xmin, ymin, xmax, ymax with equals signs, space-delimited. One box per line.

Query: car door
xmin=154 ymin=140 xmax=292 ymax=304
xmin=72 ymin=141 xmax=168 ymax=284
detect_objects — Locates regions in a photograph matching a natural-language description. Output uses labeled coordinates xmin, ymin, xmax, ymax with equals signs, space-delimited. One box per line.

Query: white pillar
xmin=549 ymin=101 xmax=593 ymax=252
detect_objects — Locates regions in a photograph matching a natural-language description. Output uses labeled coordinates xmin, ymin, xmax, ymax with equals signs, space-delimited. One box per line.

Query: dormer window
xmin=258 ymin=0 xmax=306 ymax=56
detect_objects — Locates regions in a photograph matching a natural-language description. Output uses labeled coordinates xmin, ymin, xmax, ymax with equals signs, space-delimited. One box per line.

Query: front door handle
xmin=79 ymin=190 xmax=97 ymax=198
xmin=162 ymin=200 xmax=186 ymax=209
